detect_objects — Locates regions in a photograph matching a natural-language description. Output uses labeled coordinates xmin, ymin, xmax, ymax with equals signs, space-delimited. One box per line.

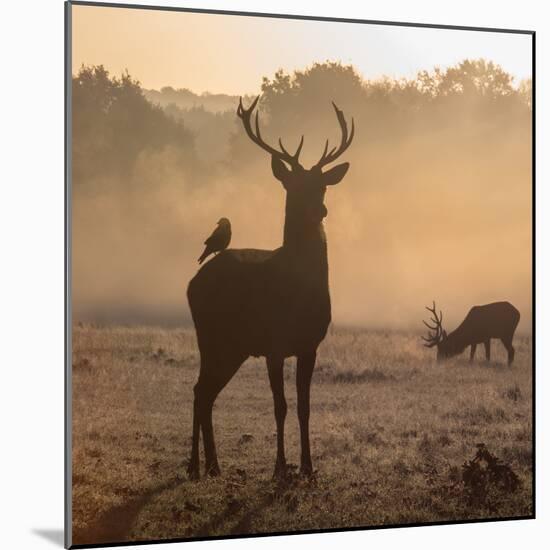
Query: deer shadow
xmin=72 ymin=476 xmax=185 ymax=546
xmin=194 ymin=466 xmax=316 ymax=537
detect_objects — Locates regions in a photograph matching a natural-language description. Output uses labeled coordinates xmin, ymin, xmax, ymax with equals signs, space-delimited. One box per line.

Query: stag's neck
xmin=445 ymin=327 xmax=469 ymax=353
xmin=282 ymin=216 xmax=329 ymax=274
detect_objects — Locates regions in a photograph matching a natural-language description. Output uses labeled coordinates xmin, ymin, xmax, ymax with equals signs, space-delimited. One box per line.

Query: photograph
xmin=67 ymin=2 xmax=533 ymax=546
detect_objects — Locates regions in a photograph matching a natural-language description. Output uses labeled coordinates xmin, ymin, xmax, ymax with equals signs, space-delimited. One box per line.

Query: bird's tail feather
xmin=198 ymin=249 xmax=210 ymax=264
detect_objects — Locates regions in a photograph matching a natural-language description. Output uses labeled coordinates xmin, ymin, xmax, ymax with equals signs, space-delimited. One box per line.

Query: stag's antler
xmin=237 ymin=96 xmax=304 ymax=168
xmin=422 ymin=301 xmax=444 ymax=348
xmin=313 ymin=102 xmax=355 ymax=170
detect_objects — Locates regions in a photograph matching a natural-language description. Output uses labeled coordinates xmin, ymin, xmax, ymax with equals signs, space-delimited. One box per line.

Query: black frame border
xmin=64 ymin=2 xmax=536 ymax=548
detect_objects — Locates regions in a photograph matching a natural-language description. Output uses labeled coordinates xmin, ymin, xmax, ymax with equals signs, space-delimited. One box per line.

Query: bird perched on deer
xmin=198 ymin=218 xmax=232 ymax=264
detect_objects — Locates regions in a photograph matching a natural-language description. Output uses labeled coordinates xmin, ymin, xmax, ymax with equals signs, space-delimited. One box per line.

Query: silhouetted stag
xmin=422 ymin=301 xmax=520 ymax=364
xmin=187 ymin=96 xmax=354 ymax=479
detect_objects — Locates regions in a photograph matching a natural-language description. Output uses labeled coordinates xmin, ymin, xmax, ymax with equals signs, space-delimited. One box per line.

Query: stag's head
xmin=422 ymin=301 xmax=451 ymax=361
xmin=237 ymin=96 xmax=354 ymax=228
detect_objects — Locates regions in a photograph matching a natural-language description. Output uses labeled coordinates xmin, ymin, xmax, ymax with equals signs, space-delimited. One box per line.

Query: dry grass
xmin=71 ymin=324 xmax=532 ymax=545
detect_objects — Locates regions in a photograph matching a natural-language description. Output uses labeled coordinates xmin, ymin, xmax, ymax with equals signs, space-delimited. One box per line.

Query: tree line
xmin=72 ymin=60 xmax=531 ymax=189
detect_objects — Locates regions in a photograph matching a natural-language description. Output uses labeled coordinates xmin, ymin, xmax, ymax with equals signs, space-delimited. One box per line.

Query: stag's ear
xmin=322 ymin=162 xmax=349 ymax=186
xmin=271 ymin=156 xmax=291 ymax=183
xmin=442 ymin=330 xmax=448 ymax=340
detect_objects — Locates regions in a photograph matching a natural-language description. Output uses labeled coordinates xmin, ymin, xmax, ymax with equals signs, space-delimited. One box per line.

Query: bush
xmin=461 ymin=443 xmax=520 ymax=508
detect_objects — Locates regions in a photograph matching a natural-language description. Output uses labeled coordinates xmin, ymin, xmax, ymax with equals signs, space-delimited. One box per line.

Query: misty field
xmin=71 ymin=324 xmax=532 ymax=545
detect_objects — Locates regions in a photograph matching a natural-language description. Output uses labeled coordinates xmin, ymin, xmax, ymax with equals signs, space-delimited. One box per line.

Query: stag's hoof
xmin=299 ymin=464 xmax=314 ymax=478
xmin=187 ymin=462 xmax=200 ymax=481
xmin=205 ymin=462 xmax=221 ymax=477
xmin=272 ymin=462 xmax=288 ymax=481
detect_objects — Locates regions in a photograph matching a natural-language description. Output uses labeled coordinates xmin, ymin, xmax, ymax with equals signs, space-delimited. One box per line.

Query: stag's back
xmin=457 ymin=301 xmax=520 ymax=341
xmin=187 ymin=248 xmax=331 ymax=359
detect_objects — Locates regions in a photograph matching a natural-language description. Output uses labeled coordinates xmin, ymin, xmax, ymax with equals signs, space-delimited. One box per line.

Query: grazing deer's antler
xmin=422 ymin=300 xmax=444 ymax=348
xmin=237 ymin=96 xmax=304 ymax=168
xmin=313 ymin=102 xmax=355 ymax=170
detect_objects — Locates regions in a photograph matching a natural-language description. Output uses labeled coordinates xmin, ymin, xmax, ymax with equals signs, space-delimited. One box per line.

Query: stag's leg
xmin=266 ymin=355 xmax=287 ymax=478
xmin=188 ymin=351 xmax=214 ymax=480
xmin=501 ymin=337 xmax=515 ymax=365
xmin=187 ymin=387 xmax=202 ymax=480
xmin=196 ymin=352 xmax=247 ymax=477
xmin=200 ymin=389 xmax=221 ymax=477
xmin=296 ymin=350 xmax=316 ymax=476
xmin=470 ymin=344 xmax=477 ymax=363
xmin=484 ymin=340 xmax=491 ymax=362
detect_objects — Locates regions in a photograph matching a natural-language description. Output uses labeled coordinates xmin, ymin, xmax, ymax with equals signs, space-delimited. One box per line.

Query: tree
xmin=518 ymin=78 xmax=532 ymax=109
xmin=436 ymin=59 xmax=515 ymax=98
xmin=72 ymin=65 xmax=196 ymax=185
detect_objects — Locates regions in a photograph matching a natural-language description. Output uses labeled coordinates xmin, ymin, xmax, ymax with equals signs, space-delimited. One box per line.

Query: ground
xmin=71 ymin=325 xmax=533 ymax=545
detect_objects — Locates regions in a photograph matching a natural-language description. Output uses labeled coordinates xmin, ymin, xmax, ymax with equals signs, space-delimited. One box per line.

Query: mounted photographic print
xmin=65 ymin=1 xmax=535 ymax=547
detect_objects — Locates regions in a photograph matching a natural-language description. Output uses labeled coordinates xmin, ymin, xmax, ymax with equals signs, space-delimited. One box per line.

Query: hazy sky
xmin=71 ymin=3 xmax=532 ymax=331
xmin=71 ymin=4 xmax=532 ymax=94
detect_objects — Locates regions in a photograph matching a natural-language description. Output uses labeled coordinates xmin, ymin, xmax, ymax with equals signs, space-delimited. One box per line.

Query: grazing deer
xmin=422 ymin=301 xmax=520 ymax=365
xmin=186 ymin=96 xmax=354 ymax=479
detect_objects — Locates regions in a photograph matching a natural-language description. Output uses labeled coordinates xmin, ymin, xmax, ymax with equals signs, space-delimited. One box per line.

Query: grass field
xmin=71 ymin=324 xmax=533 ymax=545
